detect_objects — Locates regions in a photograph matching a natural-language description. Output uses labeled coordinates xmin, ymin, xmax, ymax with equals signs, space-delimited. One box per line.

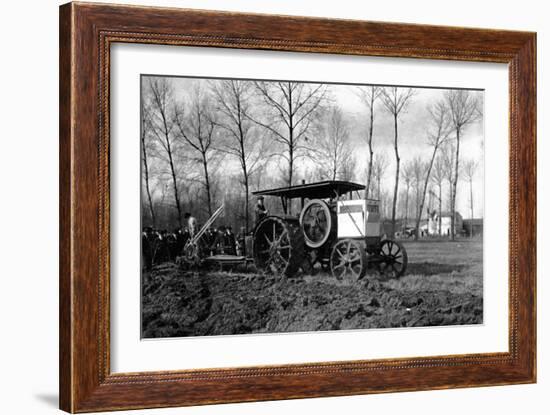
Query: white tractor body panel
xmin=337 ymin=200 xmax=381 ymax=239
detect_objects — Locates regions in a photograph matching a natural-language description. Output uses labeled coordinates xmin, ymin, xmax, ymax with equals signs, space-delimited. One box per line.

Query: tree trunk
xmin=236 ymin=114 xmax=250 ymax=234
xmin=158 ymin=102 xmax=182 ymax=228
xmin=469 ymin=178 xmax=474 ymax=237
xmin=166 ymin=140 xmax=182 ymax=228
xmin=244 ymin=177 xmax=250 ymax=234
xmin=365 ymin=95 xmax=375 ymax=198
xmin=405 ymin=188 xmax=409 ymax=229
xmin=450 ymin=128 xmax=461 ymax=240
xmin=202 ymin=153 xmax=212 ymax=217
xmin=141 ymin=134 xmax=156 ymax=227
xmin=366 ymin=147 xmax=373 ymax=199
xmin=414 ymin=146 xmax=438 ymax=241
xmin=438 ymin=185 xmax=442 ymax=235
xmin=288 ymin=152 xmax=293 ymax=186
xmin=242 ymin=162 xmax=249 ymax=234
xmin=391 ymin=114 xmax=400 ymax=237
xmin=287 ymin=83 xmax=294 ymax=213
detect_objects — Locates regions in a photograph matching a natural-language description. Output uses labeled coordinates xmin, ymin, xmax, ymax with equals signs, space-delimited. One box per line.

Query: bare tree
xmin=430 ymin=155 xmax=446 ymax=235
xmin=210 ymin=80 xmax=266 ymax=232
xmin=413 ymin=101 xmax=452 ymax=240
xmin=314 ymin=106 xmax=354 ymax=181
xmin=445 ymin=89 xmax=481 ymax=239
xmin=380 ymin=87 xmax=416 ymax=237
xmin=463 ymin=159 xmax=478 ymax=237
xmin=141 ymin=104 xmax=156 ymax=227
xmin=173 ymin=84 xmax=217 ymax=216
xmin=356 ymin=86 xmax=382 ymax=197
xmin=380 ymin=190 xmax=393 ymax=221
xmin=441 ymin=141 xmax=456 ymax=212
xmin=155 ymin=183 xmax=169 ymax=230
xmin=340 ymin=154 xmax=357 ymax=182
xmin=371 ymin=152 xmax=389 ymax=200
xmin=401 ymin=161 xmax=415 ymax=230
xmin=249 ymin=81 xmax=327 ymax=187
xmin=146 ymin=78 xmax=183 ymax=227
xmin=411 ymin=157 xmax=428 ymax=238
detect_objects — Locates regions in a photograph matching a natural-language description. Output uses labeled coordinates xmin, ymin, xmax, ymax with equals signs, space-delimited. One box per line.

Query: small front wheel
xmin=330 ymin=239 xmax=367 ymax=281
xmin=377 ymin=239 xmax=407 ymax=279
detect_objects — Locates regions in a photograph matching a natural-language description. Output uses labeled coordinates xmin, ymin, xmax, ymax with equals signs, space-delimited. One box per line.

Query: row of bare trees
xmin=356 ymin=86 xmax=481 ymax=240
xmin=142 ymin=77 xmax=482 ymax=239
xmin=142 ymin=77 xmax=329 ymax=232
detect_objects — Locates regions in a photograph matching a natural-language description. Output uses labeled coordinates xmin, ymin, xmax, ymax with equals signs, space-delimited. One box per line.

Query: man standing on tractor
xmin=255 ymin=196 xmax=268 ymax=225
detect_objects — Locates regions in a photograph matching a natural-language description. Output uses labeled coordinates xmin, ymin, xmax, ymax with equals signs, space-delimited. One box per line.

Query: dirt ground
xmin=141 ymin=239 xmax=483 ymax=338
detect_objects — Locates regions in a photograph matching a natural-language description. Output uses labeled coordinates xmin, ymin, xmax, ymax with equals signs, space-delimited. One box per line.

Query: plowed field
xmin=142 ymin=240 xmax=483 ymax=338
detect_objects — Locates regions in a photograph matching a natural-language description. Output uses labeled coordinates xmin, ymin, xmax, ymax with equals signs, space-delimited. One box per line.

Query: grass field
xmin=141 ymin=238 xmax=483 ymax=338
xmin=388 ymin=239 xmax=483 ymax=296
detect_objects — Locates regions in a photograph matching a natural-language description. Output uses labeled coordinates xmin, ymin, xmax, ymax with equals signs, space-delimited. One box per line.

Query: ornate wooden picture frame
xmin=59 ymin=2 xmax=536 ymax=412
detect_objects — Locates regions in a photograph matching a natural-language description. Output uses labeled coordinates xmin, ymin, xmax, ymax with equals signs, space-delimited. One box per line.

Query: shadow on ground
xmin=35 ymin=393 xmax=58 ymax=408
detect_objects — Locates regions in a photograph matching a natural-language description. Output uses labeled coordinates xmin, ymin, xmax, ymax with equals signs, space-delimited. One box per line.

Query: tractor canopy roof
xmin=252 ymin=180 xmax=365 ymax=200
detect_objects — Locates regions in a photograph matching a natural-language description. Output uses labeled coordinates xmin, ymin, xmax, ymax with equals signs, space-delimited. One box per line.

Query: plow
xmin=179 ymin=204 xmax=226 ymax=266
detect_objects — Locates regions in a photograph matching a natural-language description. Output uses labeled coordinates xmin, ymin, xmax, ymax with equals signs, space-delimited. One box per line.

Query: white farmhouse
xmin=427 ymin=210 xmax=463 ymax=236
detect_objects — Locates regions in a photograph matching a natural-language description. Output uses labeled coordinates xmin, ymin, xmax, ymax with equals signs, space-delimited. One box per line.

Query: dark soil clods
xmin=142 ymin=264 xmax=483 ymax=338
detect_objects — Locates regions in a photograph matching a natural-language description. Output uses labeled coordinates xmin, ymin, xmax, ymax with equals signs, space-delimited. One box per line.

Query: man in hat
xmin=255 ymin=196 xmax=268 ymax=225
xmin=223 ymin=226 xmax=237 ymax=255
xmin=205 ymin=226 xmax=217 ymax=256
xmin=211 ymin=225 xmax=225 ymax=254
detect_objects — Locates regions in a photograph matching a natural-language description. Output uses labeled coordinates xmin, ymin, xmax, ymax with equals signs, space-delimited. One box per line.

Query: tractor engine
xmin=337 ymin=199 xmax=381 ymax=248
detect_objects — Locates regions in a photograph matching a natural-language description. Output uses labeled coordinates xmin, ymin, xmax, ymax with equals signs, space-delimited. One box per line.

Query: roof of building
xmin=252 ymin=180 xmax=366 ymax=200
xmin=434 ymin=211 xmax=463 ymax=219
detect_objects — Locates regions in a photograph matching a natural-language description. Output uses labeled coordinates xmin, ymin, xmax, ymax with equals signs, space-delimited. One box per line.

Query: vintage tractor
xmin=251 ymin=180 xmax=407 ymax=280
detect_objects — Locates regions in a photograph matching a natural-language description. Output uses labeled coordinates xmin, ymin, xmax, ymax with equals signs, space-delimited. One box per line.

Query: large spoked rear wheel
xmin=330 ymin=239 xmax=367 ymax=282
xmin=377 ymin=239 xmax=407 ymax=279
xmin=253 ymin=216 xmax=304 ymax=277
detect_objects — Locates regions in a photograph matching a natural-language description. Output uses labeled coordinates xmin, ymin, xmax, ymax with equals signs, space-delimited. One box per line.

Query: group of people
xmin=141 ymin=227 xmax=189 ymax=270
xmin=142 ymin=197 xmax=269 ymax=271
xmin=203 ymin=226 xmax=239 ymax=257
xmin=142 ymin=215 xmax=243 ymax=270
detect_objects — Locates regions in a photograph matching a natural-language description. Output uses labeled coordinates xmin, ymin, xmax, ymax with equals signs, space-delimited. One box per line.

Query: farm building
xmin=381 ymin=219 xmax=429 ymax=238
xmin=427 ymin=211 xmax=463 ymax=236
xmin=463 ymin=218 xmax=484 ymax=237
xmin=380 ymin=214 xmax=484 ymax=238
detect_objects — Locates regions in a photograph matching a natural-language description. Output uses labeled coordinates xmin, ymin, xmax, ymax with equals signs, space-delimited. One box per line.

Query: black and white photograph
xmin=140 ymin=75 xmax=484 ymax=338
